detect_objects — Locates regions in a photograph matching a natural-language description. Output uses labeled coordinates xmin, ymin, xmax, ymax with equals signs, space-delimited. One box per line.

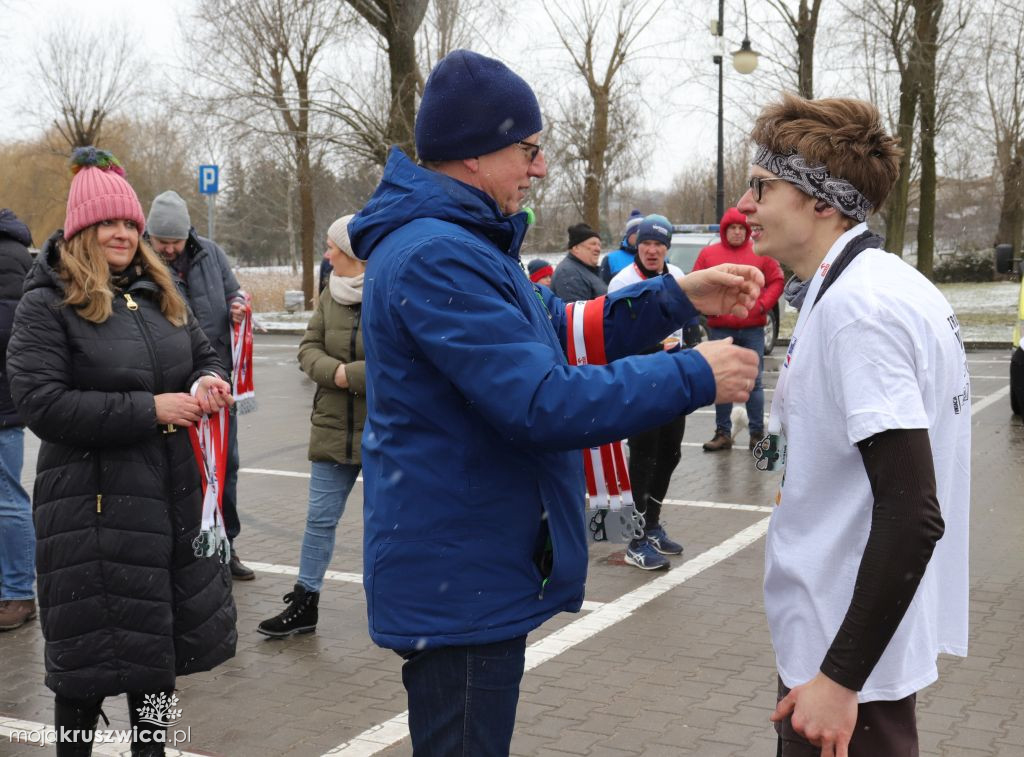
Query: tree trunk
xmin=286 ymin=179 xmax=298 ymax=274
xmin=915 ymin=0 xmax=942 ymax=279
xmin=995 ymin=138 xmax=1024 ymax=255
xmin=296 ymin=134 xmax=315 ymax=307
xmin=885 ymin=77 xmax=917 ymax=257
xmin=385 ymin=16 xmax=420 ymax=159
xmin=796 ymin=0 xmax=817 ymax=99
xmin=583 ymin=88 xmax=610 ymax=233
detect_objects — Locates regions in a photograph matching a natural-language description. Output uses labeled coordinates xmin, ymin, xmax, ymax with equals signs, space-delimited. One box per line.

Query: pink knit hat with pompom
xmin=64 ymin=147 xmax=146 ymax=240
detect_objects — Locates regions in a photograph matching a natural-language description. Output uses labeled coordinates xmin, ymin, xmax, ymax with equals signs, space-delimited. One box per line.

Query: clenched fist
xmin=694 ymin=337 xmax=760 ymax=405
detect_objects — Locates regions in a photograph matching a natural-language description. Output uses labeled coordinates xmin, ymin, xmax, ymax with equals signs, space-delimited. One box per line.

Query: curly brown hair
xmin=60 ymin=226 xmax=188 ymax=326
xmin=750 ymin=93 xmax=903 ymax=211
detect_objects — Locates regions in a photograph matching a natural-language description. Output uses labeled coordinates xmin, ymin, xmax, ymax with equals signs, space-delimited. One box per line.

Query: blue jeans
xmin=708 ymin=326 xmax=765 ymax=436
xmin=402 ymin=635 xmax=527 ymax=756
xmin=296 ymin=461 xmax=361 ymax=593
xmin=0 ymin=427 xmax=34 ymax=600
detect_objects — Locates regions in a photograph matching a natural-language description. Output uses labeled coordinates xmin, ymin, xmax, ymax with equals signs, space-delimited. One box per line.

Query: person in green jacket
xmin=258 ymin=214 xmax=366 ymax=637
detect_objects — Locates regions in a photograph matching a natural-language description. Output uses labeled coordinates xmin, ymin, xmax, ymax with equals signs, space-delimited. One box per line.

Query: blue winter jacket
xmin=599 ymin=235 xmax=638 ymax=283
xmin=349 ymin=148 xmax=716 ymax=652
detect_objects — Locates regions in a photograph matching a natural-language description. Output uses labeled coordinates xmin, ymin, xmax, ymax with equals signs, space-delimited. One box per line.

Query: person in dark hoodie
xmin=0 ymin=209 xmax=35 ymax=633
xmin=693 ymin=206 xmax=784 ymax=451
xmin=7 ymin=148 xmax=237 ymax=756
xmin=599 ymin=208 xmax=644 ymax=283
xmin=146 ymin=190 xmax=255 ymax=580
xmin=550 ymin=222 xmax=606 ymax=301
xmin=348 ymin=49 xmax=763 ymax=755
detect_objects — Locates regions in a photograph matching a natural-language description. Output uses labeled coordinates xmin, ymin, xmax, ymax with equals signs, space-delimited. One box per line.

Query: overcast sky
xmin=0 ymin=0 xmax=784 ymax=193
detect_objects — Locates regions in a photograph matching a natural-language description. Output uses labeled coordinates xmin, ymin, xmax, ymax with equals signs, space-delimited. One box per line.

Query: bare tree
xmin=419 ymin=0 xmax=506 ymax=70
xmin=190 ymin=0 xmax=347 ymax=307
xmin=542 ymin=0 xmax=665 ymax=233
xmin=346 ymin=0 xmax=430 ymax=160
xmin=765 ymin=0 xmax=824 ymax=98
xmin=982 ymin=0 xmax=1024 ymax=257
xmin=34 ymin=22 xmax=143 ymax=149
xmin=844 ymin=0 xmax=918 ymax=255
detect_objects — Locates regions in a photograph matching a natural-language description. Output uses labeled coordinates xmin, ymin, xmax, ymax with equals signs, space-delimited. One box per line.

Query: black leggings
xmin=627 ymin=414 xmax=686 ymax=531
xmin=54 ymin=690 xmax=172 ymax=756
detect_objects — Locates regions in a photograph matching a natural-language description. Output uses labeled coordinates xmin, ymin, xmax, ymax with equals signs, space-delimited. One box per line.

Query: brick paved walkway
xmin=1 ymin=338 xmax=1020 ymax=756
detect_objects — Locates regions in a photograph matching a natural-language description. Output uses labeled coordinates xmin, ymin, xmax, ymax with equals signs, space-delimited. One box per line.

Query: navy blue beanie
xmin=636 ymin=214 xmax=673 ymax=248
xmin=415 ymin=50 xmax=543 ymax=161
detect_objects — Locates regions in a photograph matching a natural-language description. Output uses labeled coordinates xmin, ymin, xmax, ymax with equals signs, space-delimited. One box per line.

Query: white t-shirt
xmin=609 ymin=262 xmax=686 ymax=344
xmin=763 ymin=247 xmax=971 ymax=703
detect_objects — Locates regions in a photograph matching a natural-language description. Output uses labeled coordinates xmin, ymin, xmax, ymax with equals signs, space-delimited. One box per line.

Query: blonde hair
xmin=751 ymin=93 xmax=903 ymax=210
xmin=60 ymin=226 xmax=188 ymax=326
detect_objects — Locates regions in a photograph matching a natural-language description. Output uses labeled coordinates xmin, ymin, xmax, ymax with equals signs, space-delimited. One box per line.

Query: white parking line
xmin=239 ymin=467 xmax=311 ymax=479
xmin=243 ymin=561 xmax=606 ymax=614
xmin=969 ymin=385 xmax=1010 ymax=415
xmin=663 ymin=498 xmax=773 ymax=514
xmin=322 ymin=517 xmax=771 ymax=756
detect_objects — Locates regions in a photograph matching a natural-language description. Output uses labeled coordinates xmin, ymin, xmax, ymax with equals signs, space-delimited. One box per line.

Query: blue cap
xmin=415 ymin=50 xmax=543 ymax=161
xmin=636 ymin=214 xmax=672 ymax=248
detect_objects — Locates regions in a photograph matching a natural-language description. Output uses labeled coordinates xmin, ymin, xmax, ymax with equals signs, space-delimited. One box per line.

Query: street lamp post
xmin=713 ymin=0 xmax=759 ymax=222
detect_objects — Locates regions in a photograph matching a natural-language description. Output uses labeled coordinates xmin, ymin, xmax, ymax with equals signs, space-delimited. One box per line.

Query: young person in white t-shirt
xmin=738 ymin=93 xmax=971 ymax=756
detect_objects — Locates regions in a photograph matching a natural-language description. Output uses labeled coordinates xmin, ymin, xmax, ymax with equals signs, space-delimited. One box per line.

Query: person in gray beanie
xmin=147 ymin=190 xmax=255 ymax=581
xmin=347 ymin=49 xmax=763 ymax=754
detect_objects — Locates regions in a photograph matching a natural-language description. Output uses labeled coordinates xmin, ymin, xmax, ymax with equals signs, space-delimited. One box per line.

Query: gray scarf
xmin=328 ymin=271 xmax=364 ymax=305
xmin=784 ymin=229 xmax=884 ymax=311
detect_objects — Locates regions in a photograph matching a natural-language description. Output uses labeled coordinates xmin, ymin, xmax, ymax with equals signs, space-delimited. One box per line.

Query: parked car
xmin=995 ymin=244 xmax=1024 ymax=416
xmin=667 ymin=224 xmax=781 ymax=355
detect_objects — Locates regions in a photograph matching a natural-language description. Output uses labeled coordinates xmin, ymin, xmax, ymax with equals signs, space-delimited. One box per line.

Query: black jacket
xmin=0 ymin=209 xmax=32 ymax=427
xmin=166 ymin=230 xmax=242 ymax=371
xmin=550 ymin=253 xmax=608 ymax=302
xmin=6 ymin=232 xmax=237 ymax=699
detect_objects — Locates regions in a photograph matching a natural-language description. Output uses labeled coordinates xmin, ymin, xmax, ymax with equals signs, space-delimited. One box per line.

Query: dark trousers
xmin=401 ymin=635 xmax=527 ymax=756
xmin=775 ymin=678 xmax=919 ymax=756
xmin=54 ymin=690 xmax=172 ymax=756
xmin=223 ymin=405 xmax=240 ymax=542
xmin=627 ymin=414 xmax=686 ymax=531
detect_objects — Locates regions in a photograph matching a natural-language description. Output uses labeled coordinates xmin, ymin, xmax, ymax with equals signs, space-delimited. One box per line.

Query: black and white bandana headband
xmin=752 ymin=144 xmax=873 ymax=223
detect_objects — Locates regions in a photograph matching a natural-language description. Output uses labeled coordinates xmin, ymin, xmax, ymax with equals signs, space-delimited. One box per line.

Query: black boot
xmin=257 ymin=583 xmax=319 ymax=637
xmin=54 ymin=694 xmax=104 ymax=757
xmin=128 ymin=691 xmax=170 ymax=756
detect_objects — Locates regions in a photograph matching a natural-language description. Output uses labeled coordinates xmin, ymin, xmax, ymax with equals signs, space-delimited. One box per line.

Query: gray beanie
xmin=327 ymin=214 xmax=356 ymax=259
xmin=147 ymin=191 xmax=191 ymax=239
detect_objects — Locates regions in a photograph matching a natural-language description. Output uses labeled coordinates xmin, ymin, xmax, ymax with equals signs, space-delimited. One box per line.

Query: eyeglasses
xmin=748 ymin=176 xmax=787 ymax=202
xmin=515 ymin=140 xmax=542 ymax=163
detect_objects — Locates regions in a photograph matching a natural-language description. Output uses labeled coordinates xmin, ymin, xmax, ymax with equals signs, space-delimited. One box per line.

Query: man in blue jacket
xmin=349 ymin=49 xmax=762 ymax=755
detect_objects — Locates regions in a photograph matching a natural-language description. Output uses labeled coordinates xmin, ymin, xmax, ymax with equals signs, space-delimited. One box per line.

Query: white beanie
xmin=327 ymin=214 xmax=356 ymax=259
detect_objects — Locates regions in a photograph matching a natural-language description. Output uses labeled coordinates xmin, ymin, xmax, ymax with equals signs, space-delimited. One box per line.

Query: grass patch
xmin=237 ymin=270 xmax=303 ymax=313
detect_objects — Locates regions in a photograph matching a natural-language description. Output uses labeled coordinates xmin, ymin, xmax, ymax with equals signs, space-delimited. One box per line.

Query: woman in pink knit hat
xmin=7 ymin=147 xmax=238 ymax=756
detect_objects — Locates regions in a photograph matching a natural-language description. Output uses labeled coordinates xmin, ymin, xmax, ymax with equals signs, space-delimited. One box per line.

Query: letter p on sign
xmin=199 ymin=165 xmax=219 ymax=195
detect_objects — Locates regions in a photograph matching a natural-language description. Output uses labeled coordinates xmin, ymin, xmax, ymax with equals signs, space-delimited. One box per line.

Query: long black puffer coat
xmin=6 ymin=232 xmax=237 ymax=699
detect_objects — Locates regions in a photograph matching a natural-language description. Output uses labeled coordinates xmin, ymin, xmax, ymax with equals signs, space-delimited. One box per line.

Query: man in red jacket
xmin=693 ymin=207 xmax=784 ymax=451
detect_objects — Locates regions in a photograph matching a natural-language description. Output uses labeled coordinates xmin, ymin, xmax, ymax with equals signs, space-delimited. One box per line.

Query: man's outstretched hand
xmin=676 ymin=264 xmax=764 ymax=317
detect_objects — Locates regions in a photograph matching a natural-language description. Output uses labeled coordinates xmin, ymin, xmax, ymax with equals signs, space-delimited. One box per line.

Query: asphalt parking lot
xmin=2 ymin=336 xmax=1022 ymax=756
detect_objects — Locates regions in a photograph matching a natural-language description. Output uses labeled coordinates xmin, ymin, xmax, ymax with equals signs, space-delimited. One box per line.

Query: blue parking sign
xmin=198 ymin=165 xmax=219 ymax=195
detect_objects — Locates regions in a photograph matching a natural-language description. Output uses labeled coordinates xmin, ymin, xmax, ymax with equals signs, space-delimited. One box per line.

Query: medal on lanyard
xmin=754 ymin=228 xmax=861 ymax=473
